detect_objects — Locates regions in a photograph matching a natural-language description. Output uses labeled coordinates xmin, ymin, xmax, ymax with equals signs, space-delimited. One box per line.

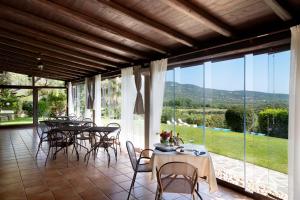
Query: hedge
xmin=258 ymin=108 xmax=288 ymax=138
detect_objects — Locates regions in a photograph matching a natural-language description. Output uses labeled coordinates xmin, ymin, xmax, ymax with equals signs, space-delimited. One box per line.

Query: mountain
xmin=163 ymin=82 xmax=289 ymax=107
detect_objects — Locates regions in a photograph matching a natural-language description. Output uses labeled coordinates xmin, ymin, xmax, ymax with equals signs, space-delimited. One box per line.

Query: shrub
xmin=225 ymin=107 xmax=254 ymax=132
xmin=205 ymin=114 xmax=225 ymax=128
xmin=22 ymin=101 xmax=33 ymax=117
xmin=258 ymin=108 xmax=288 ymax=138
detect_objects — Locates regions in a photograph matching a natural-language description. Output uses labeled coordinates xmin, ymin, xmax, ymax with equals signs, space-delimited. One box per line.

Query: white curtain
xmin=94 ymin=74 xmax=101 ymax=126
xmin=67 ymin=82 xmax=74 ymax=115
xmin=121 ymin=67 xmax=136 ymax=145
xmin=289 ymin=25 xmax=300 ymax=200
xmin=149 ymin=58 xmax=168 ymax=147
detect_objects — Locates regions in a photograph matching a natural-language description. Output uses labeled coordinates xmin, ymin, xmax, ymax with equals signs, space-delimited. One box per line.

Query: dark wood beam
xmin=0 ymin=4 xmax=148 ymax=59
xmin=0 ymin=57 xmax=78 ymax=79
xmin=0 ymin=52 xmax=86 ymax=77
xmin=168 ymin=30 xmax=290 ymax=67
xmin=0 ymin=37 xmax=105 ymax=72
xmin=0 ymin=29 xmax=115 ymax=69
xmin=34 ymin=0 xmax=168 ymax=54
xmin=0 ymin=19 xmax=132 ymax=63
xmin=264 ymin=0 xmax=292 ymax=21
xmin=0 ymin=47 xmax=93 ymax=75
xmin=0 ymin=43 xmax=99 ymax=74
xmin=163 ymin=0 xmax=233 ymax=37
xmin=0 ymin=63 xmax=72 ymax=81
xmin=97 ymin=0 xmax=196 ymax=47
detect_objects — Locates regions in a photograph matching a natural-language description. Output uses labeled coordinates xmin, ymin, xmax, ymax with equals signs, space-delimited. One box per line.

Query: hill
xmin=163 ymin=82 xmax=288 ymax=108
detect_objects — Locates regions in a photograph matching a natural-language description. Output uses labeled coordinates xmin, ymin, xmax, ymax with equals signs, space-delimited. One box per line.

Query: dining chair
xmin=155 ymin=162 xmax=202 ymax=200
xmin=126 ymin=141 xmax=153 ymax=200
xmin=75 ymin=122 xmax=97 ymax=151
xmin=107 ymin=122 xmax=121 ymax=154
xmin=35 ymin=122 xmax=51 ymax=157
xmin=45 ymin=129 xmax=73 ymax=167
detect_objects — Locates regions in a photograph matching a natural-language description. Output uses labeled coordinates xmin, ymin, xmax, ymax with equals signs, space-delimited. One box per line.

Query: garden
xmin=160 ymin=103 xmax=289 ymax=174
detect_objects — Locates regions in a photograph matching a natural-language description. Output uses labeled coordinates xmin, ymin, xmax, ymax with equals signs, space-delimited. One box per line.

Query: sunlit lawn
xmin=161 ymin=124 xmax=288 ymax=174
xmin=0 ymin=117 xmax=33 ymax=125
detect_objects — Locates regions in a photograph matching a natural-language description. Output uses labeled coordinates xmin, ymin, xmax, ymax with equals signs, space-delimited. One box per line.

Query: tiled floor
xmin=0 ymin=128 xmax=253 ymax=200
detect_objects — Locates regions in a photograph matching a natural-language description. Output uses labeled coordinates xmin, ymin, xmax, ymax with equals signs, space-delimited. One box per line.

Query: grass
xmin=0 ymin=117 xmax=33 ymax=125
xmin=161 ymin=124 xmax=288 ymax=174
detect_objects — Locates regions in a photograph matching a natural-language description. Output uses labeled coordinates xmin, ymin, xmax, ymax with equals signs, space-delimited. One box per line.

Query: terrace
xmin=0 ymin=0 xmax=300 ymax=200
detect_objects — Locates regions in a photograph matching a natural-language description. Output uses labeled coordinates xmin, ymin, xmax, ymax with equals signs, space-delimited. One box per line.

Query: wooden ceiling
xmin=0 ymin=0 xmax=299 ymax=81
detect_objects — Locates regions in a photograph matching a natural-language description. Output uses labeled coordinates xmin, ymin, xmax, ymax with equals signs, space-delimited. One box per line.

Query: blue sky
xmin=166 ymin=50 xmax=290 ymax=94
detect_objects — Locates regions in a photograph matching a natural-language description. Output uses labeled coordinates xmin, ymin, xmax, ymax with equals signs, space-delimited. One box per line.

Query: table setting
xmin=151 ymin=130 xmax=218 ymax=193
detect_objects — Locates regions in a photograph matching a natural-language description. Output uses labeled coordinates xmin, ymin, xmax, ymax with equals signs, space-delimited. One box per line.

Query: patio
xmin=1 ymin=0 xmax=300 ymax=199
xmin=0 ymin=128 xmax=252 ymax=200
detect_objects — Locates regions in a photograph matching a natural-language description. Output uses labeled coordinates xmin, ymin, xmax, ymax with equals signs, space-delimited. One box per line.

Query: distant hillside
xmin=164 ymin=82 xmax=288 ymax=108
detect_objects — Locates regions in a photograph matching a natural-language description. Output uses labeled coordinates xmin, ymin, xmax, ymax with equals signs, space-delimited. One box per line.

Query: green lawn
xmin=0 ymin=117 xmax=33 ymax=126
xmin=161 ymin=124 xmax=288 ymax=174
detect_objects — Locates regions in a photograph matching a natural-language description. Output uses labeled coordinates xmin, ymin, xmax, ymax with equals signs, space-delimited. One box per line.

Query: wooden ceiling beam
xmin=0 ymin=4 xmax=148 ymax=59
xmin=0 ymin=19 xmax=132 ymax=63
xmin=0 ymin=51 xmax=86 ymax=77
xmin=163 ymin=0 xmax=233 ymax=37
xmin=97 ymin=0 xmax=196 ymax=47
xmin=0 ymin=29 xmax=115 ymax=69
xmin=264 ymin=0 xmax=292 ymax=21
xmin=0 ymin=57 xmax=79 ymax=79
xmin=34 ymin=0 xmax=168 ymax=54
xmin=0 ymin=61 xmax=76 ymax=80
xmin=0 ymin=37 xmax=105 ymax=72
xmin=0 ymin=44 xmax=97 ymax=74
xmin=0 ymin=65 xmax=69 ymax=81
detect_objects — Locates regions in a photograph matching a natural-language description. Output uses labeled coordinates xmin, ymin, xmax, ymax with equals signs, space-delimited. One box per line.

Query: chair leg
xmin=35 ymin=141 xmax=42 ymax=158
xmin=44 ymin=146 xmax=51 ymax=166
xmin=127 ymin=170 xmax=137 ymax=200
xmin=195 ymin=189 xmax=203 ymax=200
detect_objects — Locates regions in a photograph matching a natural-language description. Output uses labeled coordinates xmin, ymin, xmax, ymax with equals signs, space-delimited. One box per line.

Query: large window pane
xmin=38 ymin=89 xmax=67 ymax=120
xmin=101 ymin=77 xmax=121 ymax=125
xmin=0 ymin=88 xmax=33 ymax=125
xmin=205 ymin=58 xmax=245 ymax=188
xmin=35 ymin=77 xmax=65 ymax=87
xmin=0 ymin=71 xmax=32 ymax=86
xmin=246 ymin=52 xmax=289 ymax=199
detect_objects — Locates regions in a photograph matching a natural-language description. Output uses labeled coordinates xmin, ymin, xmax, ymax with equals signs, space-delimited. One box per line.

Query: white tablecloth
xmin=151 ymin=148 xmax=218 ymax=193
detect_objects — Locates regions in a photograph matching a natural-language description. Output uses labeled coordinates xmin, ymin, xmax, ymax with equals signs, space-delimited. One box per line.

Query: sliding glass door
xmin=160 ymin=50 xmax=289 ymax=199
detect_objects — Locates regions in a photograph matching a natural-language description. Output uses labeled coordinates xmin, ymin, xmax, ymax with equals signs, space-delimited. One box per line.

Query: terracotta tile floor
xmin=0 ymin=128 xmax=253 ymax=200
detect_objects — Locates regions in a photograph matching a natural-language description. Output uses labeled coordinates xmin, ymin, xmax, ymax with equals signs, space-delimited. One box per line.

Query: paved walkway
xmin=210 ymin=153 xmax=288 ymax=200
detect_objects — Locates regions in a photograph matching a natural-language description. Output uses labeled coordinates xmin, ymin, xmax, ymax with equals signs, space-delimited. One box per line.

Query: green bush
xmin=22 ymin=101 xmax=33 ymax=117
xmin=38 ymin=99 xmax=48 ymax=117
xmin=225 ymin=107 xmax=254 ymax=132
xmin=258 ymin=108 xmax=288 ymax=138
xmin=205 ymin=114 xmax=225 ymax=128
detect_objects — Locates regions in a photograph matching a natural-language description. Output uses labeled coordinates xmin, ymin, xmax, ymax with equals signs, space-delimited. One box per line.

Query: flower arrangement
xmin=160 ymin=130 xmax=172 ymax=144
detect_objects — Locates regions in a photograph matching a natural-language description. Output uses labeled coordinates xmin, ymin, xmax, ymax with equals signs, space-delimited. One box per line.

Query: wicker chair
xmin=156 ymin=162 xmax=202 ymax=200
xmin=126 ymin=141 xmax=153 ymax=200
xmin=35 ymin=122 xmax=51 ymax=157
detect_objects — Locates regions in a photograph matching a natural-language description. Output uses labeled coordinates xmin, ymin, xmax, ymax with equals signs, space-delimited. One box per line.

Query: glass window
xmin=160 ymin=50 xmax=290 ymax=199
xmin=35 ymin=77 xmax=65 ymax=87
xmin=101 ymin=77 xmax=121 ymax=125
xmin=38 ymin=89 xmax=67 ymax=120
xmin=0 ymin=71 xmax=32 ymax=86
xmin=0 ymin=88 xmax=33 ymax=125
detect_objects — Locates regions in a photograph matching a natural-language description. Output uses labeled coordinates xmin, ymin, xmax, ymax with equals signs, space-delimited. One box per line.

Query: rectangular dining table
xmin=151 ymin=144 xmax=218 ymax=193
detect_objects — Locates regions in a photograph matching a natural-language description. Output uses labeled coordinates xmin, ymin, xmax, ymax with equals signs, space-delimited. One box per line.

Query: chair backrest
xmin=83 ymin=122 xmax=97 ymax=127
xmin=36 ymin=122 xmax=48 ymax=139
xmin=107 ymin=123 xmax=121 ymax=137
xmin=126 ymin=141 xmax=138 ymax=171
xmin=157 ymin=162 xmax=198 ymax=194
xmin=107 ymin=122 xmax=120 ymax=128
